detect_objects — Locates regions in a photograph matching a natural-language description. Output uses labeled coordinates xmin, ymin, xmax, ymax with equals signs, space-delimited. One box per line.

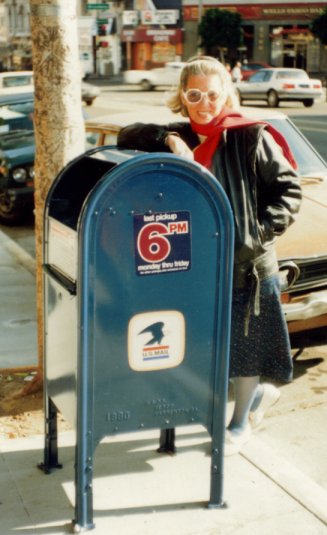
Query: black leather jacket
xmin=118 ymin=121 xmax=302 ymax=298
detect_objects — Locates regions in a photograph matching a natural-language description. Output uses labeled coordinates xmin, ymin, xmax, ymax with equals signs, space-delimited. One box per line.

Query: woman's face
xmin=181 ymin=74 xmax=224 ymax=124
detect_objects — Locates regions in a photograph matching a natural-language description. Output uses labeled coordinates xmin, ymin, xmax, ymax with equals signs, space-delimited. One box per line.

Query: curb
xmin=242 ymin=436 xmax=327 ymax=525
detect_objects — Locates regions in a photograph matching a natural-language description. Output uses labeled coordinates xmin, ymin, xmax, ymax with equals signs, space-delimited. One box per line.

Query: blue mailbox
xmin=41 ymin=146 xmax=234 ymax=531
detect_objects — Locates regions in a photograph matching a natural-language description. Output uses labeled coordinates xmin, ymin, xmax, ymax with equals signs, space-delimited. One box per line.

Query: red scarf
xmin=190 ymin=106 xmax=297 ymax=170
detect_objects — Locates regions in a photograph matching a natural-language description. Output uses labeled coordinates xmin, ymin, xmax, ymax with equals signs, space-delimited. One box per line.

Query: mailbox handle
xmin=43 ymin=264 xmax=77 ymax=295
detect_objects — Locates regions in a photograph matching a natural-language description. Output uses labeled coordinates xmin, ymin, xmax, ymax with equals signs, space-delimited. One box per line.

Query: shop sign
xmin=86 ymin=3 xmax=110 ymax=10
xmin=261 ymin=6 xmax=324 ymax=19
xmin=183 ymin=4 xmax=324 ymax=22
xmin=121 ymin=28 xmax=182 ymax=44
xmin=141 ymin=10 xmax=179 ymax=25
xmin=122 ymin=10 xmax=138 ymax=26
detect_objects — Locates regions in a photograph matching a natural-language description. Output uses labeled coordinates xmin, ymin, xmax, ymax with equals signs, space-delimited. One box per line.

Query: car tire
xmin=303 ymin=99 xmax=314 ymax=108
xmin=140 ymin=79 xmax=153 ymax=91
xmin=267 ymin=90 xmax=279 ymax=108
xmin=0 ymin=191 xmax=24 ymax=225
xmin=84 ymin=99 xmax=94 ymax=106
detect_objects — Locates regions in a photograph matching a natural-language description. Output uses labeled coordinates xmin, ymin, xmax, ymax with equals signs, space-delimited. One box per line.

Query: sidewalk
xmin=0 ymin=230 xmax=327 ymax=534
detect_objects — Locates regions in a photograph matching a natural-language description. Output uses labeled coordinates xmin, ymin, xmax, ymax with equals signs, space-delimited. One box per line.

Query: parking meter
xmin=41 ymin=146 xmax=234 ymax=531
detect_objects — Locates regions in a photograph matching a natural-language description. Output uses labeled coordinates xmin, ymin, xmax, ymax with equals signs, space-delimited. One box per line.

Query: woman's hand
xmin=165 ymin=134 xmax=194 ymax=161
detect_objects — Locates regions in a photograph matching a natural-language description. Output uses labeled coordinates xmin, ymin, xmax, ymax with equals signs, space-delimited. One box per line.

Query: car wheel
xmin=0 ymin=191 xmax=24 ymax=225
xmin=303 ymin=99 xmax=314 ymax=108
xmin=267 ymin=90 xmax=279 ymax=108
xmin=140 ymin=79 xmax=153 ymax=91
xmin=84 ymin=98 xmax=94 ymax=106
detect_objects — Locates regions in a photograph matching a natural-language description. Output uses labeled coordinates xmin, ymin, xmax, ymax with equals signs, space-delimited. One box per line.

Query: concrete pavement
xmin=0 ymin=229 xmax=327 ymax=534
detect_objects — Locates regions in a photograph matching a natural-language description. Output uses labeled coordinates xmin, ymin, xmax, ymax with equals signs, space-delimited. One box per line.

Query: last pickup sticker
xmin=134 ymin=211 xmax=191 ymax=276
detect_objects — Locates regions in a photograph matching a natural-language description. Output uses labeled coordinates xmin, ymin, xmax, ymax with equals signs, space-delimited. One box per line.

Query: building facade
xmin=120 ymin=0 xmax=183 ymax=70
xmin=183 ymin=0 xmax=327 ymax=74
xmin=1 ymin=0 xmax=327 ymax=75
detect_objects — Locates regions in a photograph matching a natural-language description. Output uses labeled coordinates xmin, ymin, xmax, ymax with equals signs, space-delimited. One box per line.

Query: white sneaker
xmin=224 ymin=425 xmax=251 ymax=456
xmin=249 ymin=383 xmax=280 ymax=428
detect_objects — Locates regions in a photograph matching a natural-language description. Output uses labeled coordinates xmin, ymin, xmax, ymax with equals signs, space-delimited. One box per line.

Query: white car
xmin=123 ymin=61 xmax=186 ymax=91
xmin=0 ymin=71 xmax=34 ymax=95
xmin=236 ymin=68 xmax=323 ymax=108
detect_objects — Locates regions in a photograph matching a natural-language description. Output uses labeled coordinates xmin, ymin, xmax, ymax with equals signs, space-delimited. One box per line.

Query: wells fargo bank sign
xmin=183 ymin=4 xmax=325 ymax=21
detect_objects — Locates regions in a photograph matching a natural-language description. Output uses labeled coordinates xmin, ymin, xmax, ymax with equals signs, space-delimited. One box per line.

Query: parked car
xmin=123 ymin=61 xmax=186 ymax=91
xmin=0 ymin=71 xmax=34 ymax=95
xmin=0 ymin=93 xmax=35 ymax=224
xmin=85 ymin=108 xmax=327 ymax=336
xmin=81 ymin=81 xmax=100 ymax=106
xmin=240 ymin=61 xmax=272 ymax=81
xmin=236 ymin=68 xmax=323 ymax=107
xmin=0 ymin=91 xmax=89 ymax=225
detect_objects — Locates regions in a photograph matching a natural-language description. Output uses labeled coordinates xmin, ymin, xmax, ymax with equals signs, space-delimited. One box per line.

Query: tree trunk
xmin=27 ymin=0 xmax=84 ymax=391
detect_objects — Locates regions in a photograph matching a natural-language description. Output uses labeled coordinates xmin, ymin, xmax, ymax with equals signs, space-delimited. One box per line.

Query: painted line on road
xmin=242 ymin=435 xmax=327 ymax=525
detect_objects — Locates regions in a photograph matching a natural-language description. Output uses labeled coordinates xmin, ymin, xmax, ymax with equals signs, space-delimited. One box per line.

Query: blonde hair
xmin=166 ymin=55 xmax=240 ymax=117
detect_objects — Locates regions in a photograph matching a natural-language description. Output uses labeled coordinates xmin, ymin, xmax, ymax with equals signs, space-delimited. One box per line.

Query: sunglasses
xmin=183 ymin=88 xmax=220 ymax=104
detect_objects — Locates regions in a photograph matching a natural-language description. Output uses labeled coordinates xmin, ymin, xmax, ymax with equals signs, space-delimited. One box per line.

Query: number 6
xmin=137 ymin=223 xmax=171 ymax=263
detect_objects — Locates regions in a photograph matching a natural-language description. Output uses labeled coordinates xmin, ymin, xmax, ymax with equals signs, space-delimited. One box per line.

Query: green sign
xmin=86 ymin=3 xmax=109 ymax=10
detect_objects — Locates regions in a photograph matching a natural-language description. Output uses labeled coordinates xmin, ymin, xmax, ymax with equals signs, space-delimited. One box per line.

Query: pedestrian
xmin=117 ymin=56 xmax=302 ymax=455
xmin=231 ymin=60 xmax=242 ymax=83
xmin=225 ymin=62 xmax=232 ymax=76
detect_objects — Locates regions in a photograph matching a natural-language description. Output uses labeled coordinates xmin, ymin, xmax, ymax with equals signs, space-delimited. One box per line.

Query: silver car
xmin=236 ymin=68 xmax=323 ymax=108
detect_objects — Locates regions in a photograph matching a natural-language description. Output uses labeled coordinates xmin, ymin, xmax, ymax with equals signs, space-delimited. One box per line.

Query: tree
xmin=198 ymin=8 xmax=243 ymax=63
xmin=25 ymin=0 xmax=84 ymax=393
xmin=311 ymin=7 xmax=327 ymax=45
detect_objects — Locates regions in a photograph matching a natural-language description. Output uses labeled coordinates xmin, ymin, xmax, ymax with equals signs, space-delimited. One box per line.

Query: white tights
xmin=228 ymin=376 xmax=263 ymax=435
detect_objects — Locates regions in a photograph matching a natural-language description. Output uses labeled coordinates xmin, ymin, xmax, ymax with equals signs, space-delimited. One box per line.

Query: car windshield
xmin=0 ymin=100 xmax=34 ymax=133
xmin=2 ymin=75 xmax=33 ymax=87
xmin=267 ymin=117 xmax=327 ymax=178
xmin=0 ymin=130 xmax=35 ymax=150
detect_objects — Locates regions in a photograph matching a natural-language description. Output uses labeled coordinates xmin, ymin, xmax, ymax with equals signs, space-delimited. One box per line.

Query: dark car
xmin=0 ymin=92 xmax=89 ymax=225
xmin=0 ymin=93 xmax=35 ymax=224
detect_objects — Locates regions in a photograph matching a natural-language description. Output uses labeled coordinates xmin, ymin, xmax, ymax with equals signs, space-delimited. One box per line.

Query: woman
xmin=118 ymin=56 xmax=302 ymax=455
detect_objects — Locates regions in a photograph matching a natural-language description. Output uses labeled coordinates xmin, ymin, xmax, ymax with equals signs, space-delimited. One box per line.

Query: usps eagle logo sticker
xmin=128 ymin=311 xmax=185 ymax=371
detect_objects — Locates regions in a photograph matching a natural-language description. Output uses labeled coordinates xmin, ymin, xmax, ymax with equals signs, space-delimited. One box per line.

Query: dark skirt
xmin=229 ymin=275 xmax=293 ymax=383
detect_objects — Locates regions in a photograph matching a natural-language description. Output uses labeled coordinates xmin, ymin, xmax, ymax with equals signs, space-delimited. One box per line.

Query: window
xmin=2 ymin=75 xmax=33 ymax=88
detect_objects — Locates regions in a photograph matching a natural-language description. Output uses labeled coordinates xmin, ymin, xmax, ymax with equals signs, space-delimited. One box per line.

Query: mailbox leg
xmin=73 ymin=437 xmax=95 ymax=531
xmin=38 ymin=396 xmax=62 ymax=473
xmin=208 ymin=443 xmax=226 ymax=509
xmin=157 ymin=428 xmax=176 ymax=454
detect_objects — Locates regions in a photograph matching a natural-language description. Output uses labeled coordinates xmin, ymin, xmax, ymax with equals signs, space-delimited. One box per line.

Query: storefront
xmin=183 ymin=1 xmax=327 ymax=74
xmin=121 ymin=2 xmax=183 ymax=70
xmin=121 ymin=27 xmax=183 ymax=69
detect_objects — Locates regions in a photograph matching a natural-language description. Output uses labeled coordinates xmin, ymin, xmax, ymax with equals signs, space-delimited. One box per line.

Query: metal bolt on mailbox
xmin=40 ymin=146 xmax=234 ymax=531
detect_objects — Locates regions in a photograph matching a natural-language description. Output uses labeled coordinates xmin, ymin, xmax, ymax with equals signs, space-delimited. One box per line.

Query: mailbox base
xmin=72 ymin=520 xmax=95 ymax=533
